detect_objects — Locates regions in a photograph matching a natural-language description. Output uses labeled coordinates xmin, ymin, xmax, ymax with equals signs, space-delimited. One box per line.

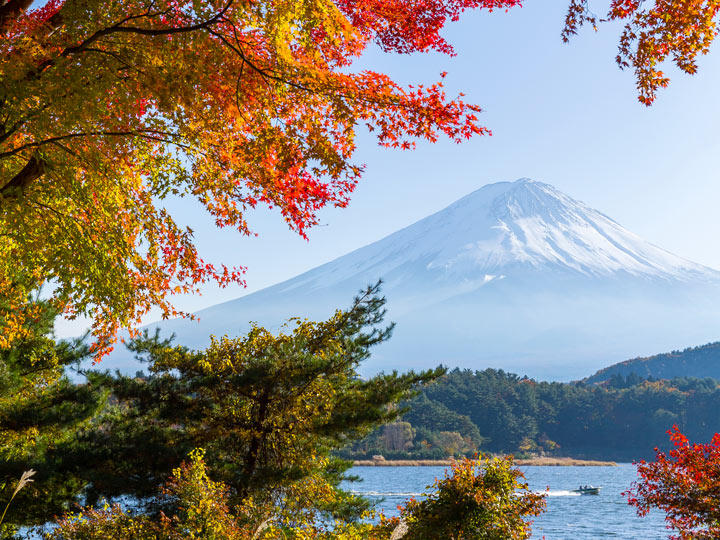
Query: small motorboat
xmin=572 ymin=485 xmax=601 ymax=495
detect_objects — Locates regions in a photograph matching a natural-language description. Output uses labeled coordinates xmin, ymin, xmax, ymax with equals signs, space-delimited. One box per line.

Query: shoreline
xmin=352 ymin=457 xmax=617 ymax=467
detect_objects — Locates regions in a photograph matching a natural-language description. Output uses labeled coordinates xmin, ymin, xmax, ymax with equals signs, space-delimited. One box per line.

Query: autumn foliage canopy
xmin=626 ymin=426 xmax=720 ymax=540
xmin=0 ymin=0 xmax=519 ymax=350
xmin=564 ymin=0 xmax=720 ymax=105
xmin=3 ymin=0 xmax=720 ymax=352
xmin=0 ymin=0 xmax=520 ymax=351
xmin=401 ymin=456 xmax=546 ymax=540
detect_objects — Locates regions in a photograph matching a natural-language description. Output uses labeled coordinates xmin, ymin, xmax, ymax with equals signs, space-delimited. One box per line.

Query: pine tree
xmin=0 ymin=297 xmax=107 ymax=535
xmin=79 ymin=283 xmax=443 ymax=521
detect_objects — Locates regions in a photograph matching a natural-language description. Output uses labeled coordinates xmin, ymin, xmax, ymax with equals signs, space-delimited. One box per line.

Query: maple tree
xmin=625 ymin=425 xmax=720 ymax=540
xmin=0 ymin=0 xmax=521 ymax=353
xmin=563 ymin=0 xmax=720 ymax=105
xmin=4 ymin=0 xmax=716 ymax=352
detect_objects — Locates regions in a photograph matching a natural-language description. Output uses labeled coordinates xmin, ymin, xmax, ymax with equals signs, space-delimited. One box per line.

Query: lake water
xmin=343 ymin=464 xmax=670 ymax=539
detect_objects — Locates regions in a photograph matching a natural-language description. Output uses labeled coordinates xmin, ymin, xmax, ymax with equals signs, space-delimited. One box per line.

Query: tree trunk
xmin=0 ymin=154 xmax=44 ymax=198
xmin=238 ymin=392 xmax=270 ymax=499
xmin=0 ymin=0 xmax=33 ymax=30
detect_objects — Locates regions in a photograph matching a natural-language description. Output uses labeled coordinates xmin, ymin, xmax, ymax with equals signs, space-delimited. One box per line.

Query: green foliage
xmin=401 ymin=456 xmax=546 ymax=540
xmin=403 ymin=395 xmax=483 ymax=448
xmin=1 ymin=294 xmax=562 ymax=539
xmin=0 ymin=298 xmax=107 ymax=534
xmin=346 ymin=368 xmax=720 ymax=461
xmin=78 ymin=283 xmax=442 ymax=521
xmin=342 ymin=392 xmax=483 ymax=460
xmin=47 ymin=449 xmax=255 ymax=540
xmin=48 ymin=451 xmax=547 ymax=540
xmin=587 ymin=341 xmax=720 ymax=383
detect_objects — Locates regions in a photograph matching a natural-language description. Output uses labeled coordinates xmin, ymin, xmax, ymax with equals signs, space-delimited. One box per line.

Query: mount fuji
xmin=111 ymin=179 xmax=720 ymax=381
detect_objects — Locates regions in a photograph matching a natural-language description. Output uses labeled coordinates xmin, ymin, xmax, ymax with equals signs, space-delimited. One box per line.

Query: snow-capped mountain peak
xmin=290 ymin=178 xmax=718 ymax=290
xmin=116 ymin=178 xmax=720 ymax=382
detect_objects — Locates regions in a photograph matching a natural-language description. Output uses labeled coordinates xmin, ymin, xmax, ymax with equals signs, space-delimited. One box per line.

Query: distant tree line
xmin=587 ymin=341 xmax=720 ymax=383
xmin=339 ymin=369 xmax=720 ymax=462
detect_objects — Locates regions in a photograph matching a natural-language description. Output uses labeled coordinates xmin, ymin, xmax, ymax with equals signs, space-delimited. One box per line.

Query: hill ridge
xmin=586 ymin=341 xmax=720 ymax=383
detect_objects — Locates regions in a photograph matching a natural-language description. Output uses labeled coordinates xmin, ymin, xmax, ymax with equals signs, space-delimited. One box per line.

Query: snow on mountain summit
xmin=439 ymin=178 xmax=716 ymax=279
xmin=284 ymin=178 xmax=719 ymax=294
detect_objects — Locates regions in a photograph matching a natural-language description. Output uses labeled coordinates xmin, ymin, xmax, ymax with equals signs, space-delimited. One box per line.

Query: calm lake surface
xmin=343 ymin=464 xmax=670 ymax=539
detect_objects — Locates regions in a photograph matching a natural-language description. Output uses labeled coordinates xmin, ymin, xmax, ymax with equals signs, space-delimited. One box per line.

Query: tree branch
xmin=0 ymin=128 xmax=184 ymax=160
xmin=31 ymin=0 xmax=234 ymax=78
xmin=0 ymin=0 xmax=32 ymax=31
xmin=0 ymin=153 xmax=44 ymax=198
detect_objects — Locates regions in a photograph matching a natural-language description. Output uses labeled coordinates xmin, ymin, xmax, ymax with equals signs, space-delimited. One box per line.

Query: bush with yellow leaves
xmin=48 ymin=452 xmax=545 ymax=540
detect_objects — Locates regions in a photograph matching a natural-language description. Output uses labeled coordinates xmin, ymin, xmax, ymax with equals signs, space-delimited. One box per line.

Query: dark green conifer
xmin=82 ymin=283 xmax=442 ymax=521
xmin=0 ymin=298 xmax=107 ymax=536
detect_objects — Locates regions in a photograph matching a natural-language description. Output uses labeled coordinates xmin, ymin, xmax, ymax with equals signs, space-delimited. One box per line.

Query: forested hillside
xmin=586 ymin=342 xmax=720 ymax=383
xmin=340 ymin=369 xmax=720 ymax=462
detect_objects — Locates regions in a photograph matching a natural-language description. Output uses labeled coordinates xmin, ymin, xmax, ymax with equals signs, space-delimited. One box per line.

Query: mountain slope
xmin=107 ymin=179 xmax=720 ymax=381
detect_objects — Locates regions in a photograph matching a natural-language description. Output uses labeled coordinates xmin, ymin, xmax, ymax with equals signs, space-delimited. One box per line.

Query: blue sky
xmin=54 ymin=2 xmax=720 ymax=336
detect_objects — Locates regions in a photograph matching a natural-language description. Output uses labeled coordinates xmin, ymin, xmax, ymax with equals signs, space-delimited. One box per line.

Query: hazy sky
xmin=54 ymin=2 xmax=720 ymax=336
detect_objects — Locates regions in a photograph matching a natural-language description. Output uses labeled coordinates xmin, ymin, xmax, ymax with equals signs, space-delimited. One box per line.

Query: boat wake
xmin=545 ymin=490 xmax=582 ymax=497
xmin=350 ymin=491 xmax=423 ymax=497
xmin=354 ymin=489 xmax=587 ymax=498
